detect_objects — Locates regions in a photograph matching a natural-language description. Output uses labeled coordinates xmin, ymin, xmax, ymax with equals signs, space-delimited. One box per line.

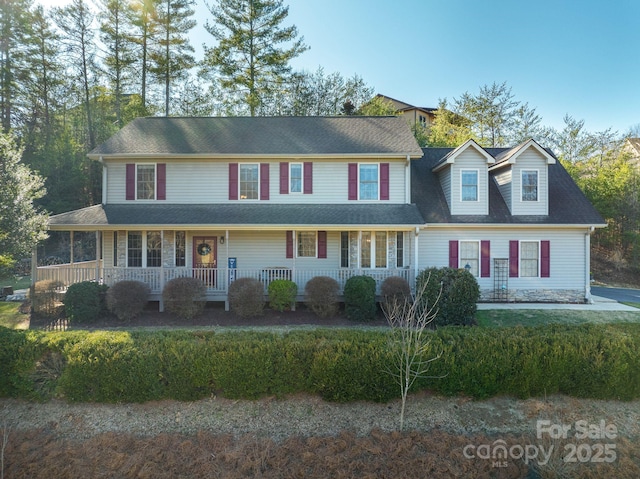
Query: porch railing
xmin=35 ymin=265 xmax=416 ymax=297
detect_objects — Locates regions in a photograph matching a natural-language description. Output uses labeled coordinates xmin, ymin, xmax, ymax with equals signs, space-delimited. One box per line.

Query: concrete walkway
xmin=477 ymin=295 xmax=639 ymax=311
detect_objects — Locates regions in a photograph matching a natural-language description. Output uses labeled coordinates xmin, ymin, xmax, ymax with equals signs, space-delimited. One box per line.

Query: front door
xmin=193 ymin=237 xmax=217 ymax=286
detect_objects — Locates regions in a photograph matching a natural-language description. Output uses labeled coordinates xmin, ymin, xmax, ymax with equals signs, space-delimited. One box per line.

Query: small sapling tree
xmin=382 ymin=276 xmax=444 ymax=431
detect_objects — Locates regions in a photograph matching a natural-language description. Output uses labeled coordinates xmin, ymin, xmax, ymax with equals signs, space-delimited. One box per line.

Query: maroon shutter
xmin=126 ymin=164 xmax=135 ymax=200
xmin=449 ymin=240 xmax=459 ymax=268
xmin=157 ymin=163 xmax=166 ymax=200
xmin=229 ymin=163 xmax=238 ymax=200
xmin=541 ymin=240 xmax=550 ymax=278
xmin=380 ymin=163 xmax=390 ymax=200
xmin=318 ymin=231 xmax=327 ymax=258
xmin=481 ymin=240 xmax=490 ymax=278
xmin=509 ymin=240 xmax=519 ymax=277
xmin=280 ymin=162 xmax=288 ymax=194
xmin=286 ymin=231 xmax=294 ymax=259
xmin=303 ymin=162 xmax=313 ymax=194
xmin=260 ymin=163 xmax=269 ymax=200
xmin=348 ymin=163 xmax=358 ymax=200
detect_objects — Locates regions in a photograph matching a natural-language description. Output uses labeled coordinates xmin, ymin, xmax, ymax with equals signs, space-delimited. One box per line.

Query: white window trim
xmin=289 ymin=162 xmax=303 ymax=194
xmin=126 ymin=230 xmax=162 ymax=268
xmin=358 ymin=163 xmax=380 ymax=201
xmin=460 ymin=168 xmax=479 ymax=202
xmin=459 ymin=240 xmax=480 ymax=277
xmin=238 ymin=163 xmax=260 ymax=201
xmin=359 ymin=230 xmax=387 ymax=269
xmin=519 ymin=240 xmax=540 ymax=277
xmin=296 ymin=231 xmax=317 ymax=258
xmin=520 ymin=169 xmax=539 ymax=203
xmin=136 ymin=163 xmax=157 ymax=201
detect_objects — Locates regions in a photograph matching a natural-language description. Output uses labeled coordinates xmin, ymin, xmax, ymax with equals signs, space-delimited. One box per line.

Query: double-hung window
xmin=127 ymin=231 xmax=162 ymax=267
xmin=461 ymin=170 xmax=478 ymax=202
xmin=522 ymin=170 xmax=538 ymax=201
xmin=137 ymin=164 xmax=156 ymax=200
xmin=175 ymin=231 xmax=186 ymax=267
xmin=359 ymin=164 xmax=379 ymax=200
xmin=459 ymin=241 xmax=479 ymax=277
xmin=520 ymin=241 xmax=539 ymax=277
xmin=297 ymin=231 xmax=317 ymax=257
xmin=290 ymin=163 xmax=302 ymax=193
xmin=360 ymin=231 xmax=387 ymax=268
xmin=240 ymin=164 xmax=259 ymax=199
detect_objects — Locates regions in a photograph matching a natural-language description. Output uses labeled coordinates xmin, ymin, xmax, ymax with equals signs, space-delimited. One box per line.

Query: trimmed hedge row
xmin=1 ymin=324 xmax=639 ymax=403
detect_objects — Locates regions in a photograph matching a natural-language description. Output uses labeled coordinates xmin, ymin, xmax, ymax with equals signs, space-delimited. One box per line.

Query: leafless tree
xmin=382 ymin=277 xmax=444 ymax=431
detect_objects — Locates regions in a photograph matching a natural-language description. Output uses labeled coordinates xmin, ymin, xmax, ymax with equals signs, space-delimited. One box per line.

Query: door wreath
xmin=197 ymin=243 xmax=212 ymax=256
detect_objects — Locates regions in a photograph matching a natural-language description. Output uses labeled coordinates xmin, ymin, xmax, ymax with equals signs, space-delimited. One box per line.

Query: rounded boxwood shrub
xmin=380 ymin=276 xmax=411 ymax=307
xmin=416 ymin=267 xmax=479 ymax=327
xmin=63 ymin=281 xmax=109 ymax=323
xmin=162 ymin=277 xmax=207 ymax=319
xmin=343 ymin=275 xmax=377 ymax=321
xmin=304 ymin=276 xmax=340 ymax=318
xmin=228 ymin=277 xmax=265 ymax=318
xmin=106 ymin=280 xmax=150 ymax=321
xmin=268 ymin=279 xmax=297 ymax=312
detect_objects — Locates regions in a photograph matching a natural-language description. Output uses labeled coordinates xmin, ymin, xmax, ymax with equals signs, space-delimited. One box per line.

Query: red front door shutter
xmin=481 ymin=240 xmax=490 ymax=277
xmin=303 ymin=162 xmax=313 ymax=194
xmin=229 ymin=163 xmax=238 ymax=200
xmin=286 ymin=231 xmax=294 ymax=259
xmin=157 ymin=163 xmax=166 ymax=200
xmin=280 ymin=162 xmax=288 ymax=194
xmin=260 ymin=163 xmax=270 ymax=200
xmin=509 ymin=240 xmax=519 ymax=277
xmin=449 ymin=240 xmax=459 ymax=268
xmin=318 ymin=231 xmax=327 ymax=258
xmin=126 ymin=164 xmax=135 ymax=200
xmin=541 ymin=240 xmax=550 ymax=278
xmin=348 ymin=163 xmax=358 ymax=200
xmin=380 ymin=163 xmax=389 ymax=200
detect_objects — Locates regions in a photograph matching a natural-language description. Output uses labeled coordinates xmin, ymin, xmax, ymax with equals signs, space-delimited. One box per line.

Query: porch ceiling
xmin=48 ymin=203 xmax=425 ymax=231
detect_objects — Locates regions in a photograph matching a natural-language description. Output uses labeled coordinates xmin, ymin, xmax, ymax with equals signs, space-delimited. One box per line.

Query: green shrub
xmin=162 ymin=277 xmax=207 ymax=319
xmin=63 ymin=281 xmax=109 ymax=323
xmin=343 ymin=275 xmax=377 ymax=321
xmin=416 ymin=267 xmax=479 ymax=327
xmin=380 ymin=276 xmax=411 ymax=307
xmin=228 ymin=277 xmax=264 ymax=318
xmin=106 ymin=280 xmax=150 ymax=321
xmin=30 ymin=280 xmax=64 ymax=317
xmin=304 ymin=276 xmax=340 ymax=318
xmin=268 ymin=279 xmax=297 ymax=312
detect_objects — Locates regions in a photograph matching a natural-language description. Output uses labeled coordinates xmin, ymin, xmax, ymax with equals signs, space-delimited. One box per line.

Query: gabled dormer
xmin=489 ymin=139 xmax=556 ymax=216
xmin=431 ymin=139 xmax=494 ymax=215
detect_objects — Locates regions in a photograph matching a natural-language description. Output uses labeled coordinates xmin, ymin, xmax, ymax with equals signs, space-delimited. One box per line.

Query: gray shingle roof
xmin=48 ymin=203 xmax=425 ymax=229
xmin=88 ymin=116 xmax=424 ymax=158
xmin=413 ymin=148 xmax=606 ymax=225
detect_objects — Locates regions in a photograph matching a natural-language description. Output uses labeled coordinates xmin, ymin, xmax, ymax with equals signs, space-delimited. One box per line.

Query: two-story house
xmin=40 ymin=116 xmax=605 ymax=309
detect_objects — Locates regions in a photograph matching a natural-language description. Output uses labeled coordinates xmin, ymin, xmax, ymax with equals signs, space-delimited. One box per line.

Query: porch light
xmin=220 ymin=236 xmax=225 ymax=245
xmin=464 ymin=263 xmax=471 ymax=272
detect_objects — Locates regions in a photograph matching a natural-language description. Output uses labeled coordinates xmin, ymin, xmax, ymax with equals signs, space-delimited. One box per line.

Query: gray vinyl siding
xmin=447 ymin=149 xmax=489 ymax=215
xmin=417 ymin=227 xmax=588 ymax=291
xmin=105 ymin=158 xmax=408 ymax=204
xmin=438 ymin=168 xmax=451 ymax=209
xmin=511 ymin=148 xmax=549 ymax=215
xmin=493 ymin=169 xmax=512 ymax=210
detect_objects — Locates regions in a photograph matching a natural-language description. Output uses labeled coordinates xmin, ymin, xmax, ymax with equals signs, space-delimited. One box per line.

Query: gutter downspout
xmin=585 ymin=227 xmax=594 ymax=303
xmin=414 ymin=226 xmax=420 ymax=293
xmin=405 ymin=155 xmax=411 ymax=204
xmin=100 ymin=156 xmax=107 ymax=205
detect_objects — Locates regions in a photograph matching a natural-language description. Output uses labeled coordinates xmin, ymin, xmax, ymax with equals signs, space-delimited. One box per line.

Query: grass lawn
xmin=0 ymin=275 xmax=31 ymax=291
xmin=0 ymin=302 xmax=29 ymax=329
xmin=476 ymin=308 xmax=640 ymax=328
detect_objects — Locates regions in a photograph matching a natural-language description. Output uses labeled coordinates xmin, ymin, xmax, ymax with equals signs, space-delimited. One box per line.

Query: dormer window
xmin=461 ymin=170 xmax=478 ymax=202
xmin=522 ymin=170 xmax=538 ymax=201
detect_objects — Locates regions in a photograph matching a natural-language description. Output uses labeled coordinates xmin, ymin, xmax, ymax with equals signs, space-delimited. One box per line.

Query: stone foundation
xmin=479 ymin=289 xmax=586 ymax=303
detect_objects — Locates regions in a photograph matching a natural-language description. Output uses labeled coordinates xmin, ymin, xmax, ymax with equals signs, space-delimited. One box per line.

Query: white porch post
xmin=585 ymin=227 xmax=593 ymax=303
xmin=95 ymin=231 xmax=101 ymax=282
xmin=159 ymin=230 xmax=165 ymax=312
xmin=414 ymin=227 xmax=420 ymax=292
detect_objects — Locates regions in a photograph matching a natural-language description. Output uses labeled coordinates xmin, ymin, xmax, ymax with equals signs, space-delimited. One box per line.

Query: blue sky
xmin=42 ymin=0 xmax=640 ymax=133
